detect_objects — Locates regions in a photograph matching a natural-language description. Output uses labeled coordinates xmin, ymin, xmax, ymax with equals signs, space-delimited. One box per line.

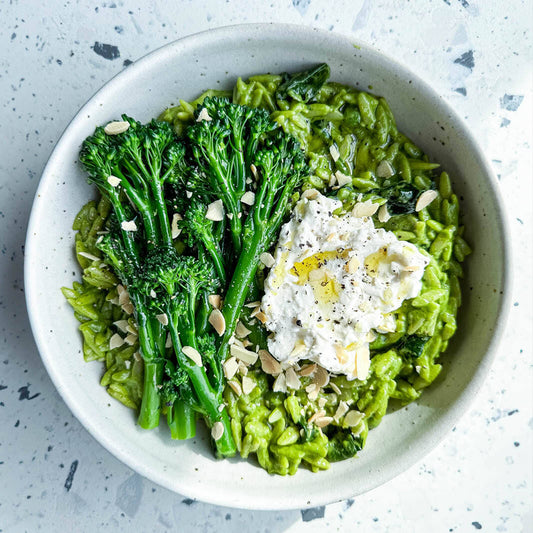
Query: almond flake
xmin=242 ymin=376 xmax=256 ymax=395
xmin=208 ymin=294 xmax=221 ymax=309
xmin=318 ymin=397 xmax=327 ymax=409
xmin=378 ymin=204 xmax=391 ymax=223
xmin=333 ymin=401 xmax=349 ymax=422
xmin=335 ymin=170 xmax=352 ymax=187
xmin=258 ymin=350 xmax=282 ymax=376
xmin=113 ymin=320 xmax=129 ymax=333
xmin=250 ymin=164 xmax=258 ymax=178
xmin=313 ymin=366 xmax=330 ymax=388
xmin=228 ymin=380 xmax=242 ymax=396
xmin=244 ymin=301 xmax=261 ymax=308
xmin=352 ymin=200 xmax=379 ymax=218
xmin=314 ymin=416 xmax=334 ymax=428
xmin=235 ymin=321 xmax=251 ymax=338
xmin=308 ymin=409 xmax=326 ymax=424
xmin=272 ymin=372 xmax=287 ymax=393
xmin=299 ymin=363 xmax=317 ymax=377
xmin=328 ymin=173 xmax=337 ymax=187
xmin=306 ymin=383 xmax=320 ymax=401
xmin=376 ymin=160 xmax=395 ymax=178
xmin=150 ymin=289 xmax=157 ymax=298
xmin=416 ymin=190 xmax=438 ymax=211
xmin=255 ymin=311 xmax=267 ymax=324
xmin=354 ymin=344 xmax=370 ymax=380
xmin=290 ymin=342 xmax=307 ymax=358
xmin=223 ymin=357 xmax=239 ymax=380
xmin=230 ymin=344 xmax=258 ymax=365
xmin=344 ymin=410 xmax=364 ymax=427
xmin=165 ymin=333 xmax=172 ymax=348
xmin=109 ymin=333 xmax=125 ymax=350
xmin=196 ymin=108 xmax=212 ymax=122
xmin=259 ymin=252 xmax=275 ymax=268
xmin=171 ymin=213 xmax=183 ymax=239
xmin=208 ymin=308 xmax=226 ymax=336
xmin=238 ymin=361 xmax=248 ymax=376
xmin=121 ymin=220 xmax=138 ymax=232
xmin=330 ymin=382 xmax=342 ymax=395
xmin=124 ymin=333 xmax=138 ymax=346
xmin=156 ymin=313 xmax=168 ymax=326
xmin=285 ymin=367 xmax=301 ymax=390
xmin=206 ymin=199 xmax=224 ymax=221
xmin=107 ymin=175 xmax=121 ymax=187
xmin=241 ymin=191 xmax=255 ymax=206
xmin=302 ymin=188 xmax=319 ymax=200
xmin=104 ymin=121 xmax=130 ymax=135
xmin=211 ymin=421 xmax=224 ymax=441
xmin=78 ymin=251 xmax=100 ymax=262
xmin=121 ymin=302 xmax=134 ymax=315
xmin=329 ymin=145 xmax=340 ymax=162
xmin=182 ymin=345 xmax=202 ymax=367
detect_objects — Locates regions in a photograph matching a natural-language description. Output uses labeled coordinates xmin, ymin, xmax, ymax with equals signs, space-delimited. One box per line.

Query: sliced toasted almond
xmin=250 ymin=163 xmax=258 ymax=178
xmin=333 ymin=401 xmax=350 ymax=422
xmin=308 ymin=409 xmax=326 ymax=424
xmin=171 ymin=213 xmax=183 ymax=239
xmin=109 ymin=333 xmax=125 ymax=350
xmin=329 ymin=144 xmax=340 ymax=161
xmin=107 ymin=175 xmax=121 ymax=187
xmin=156 ymin=313 xmax=168 ymax=326
xmin=124 ymin=333 xmax=138 ymax=346
xmin=182 ymin=345 xmax=202 ymax=367
xmin=259 ymin=252 xmax=275 ymax=268
xmin=223 ymin=357 xmax=239 ymax=380
xmin=285 ymin=367 xmax=301 ymax=390
xmin=196 ymin=108 xmax=212 ymax=122
xmin=272 ymin=372 xmax=287 ymax=393
xmin=242 ymin=376 xmax=256 ymax=395
xmin=318 ymin=397 xmax=327 ymax=409
xmin=104 ymin=121 xmax=130 ymax=135
xmin=416 ymin=190 xmax=438 ymax=212
xmin=238 ymin=361 xmax=248 ymax=376
xmin=78 ymin=251 xmax=100 ymax=262
xmin=306 ymin=383 xmax=320 ymax=401
xmin=206 ymin=199 xmax=224 ymax=221
xmin=244 ymin=301 xmax=261 ymax=308
xmin=241 ymin=191 xmax=255 ymax=206
xmin=121 ymin=302 xmax=134 ymax=315
xmin=113 ymin=320 xmax=129 ymax=333
xmin=313 ymin=366 xmax=330 ymax=388
xmin=335 ymin=170 xmax=352 ymax=187
xmin=230 ymin=344 xmax=258 ymax=365
xmin=330 ymin=382 xmax=342 ymax=395
xmin=376 ymin=160 xmax=395 ymax=178
xmin=299 ymin=363 xmax=317 ymax=377
xmin=117 ymin=286 xmax=130 ymax=306
xmin=165 ymin=333 xmax=172 ymax=348
xmin=378 ymin=204 xmax=391 ymax=223
xmin=328 ymin=173 xmax=337 ymax=187
xmin=211 ymin=421 xmax=224 ymax=441
xmin=121 ymin=220 xmax=138 ymax=232
xmin=208 ymin=308 xmax=226 ymax=336
xmin=314 ymin=416 xmax=334 ymax=428
xmin=354 ymin=344 xmax=371 ymax=380
xmin=344 ymin=255 xmax=360 ymax=274
xmin=302 ymin=188 xmax=319 ymax=200
xmin=208 ymin=294 xmax=221 ymax=309
xmin=344 ymin=410 xmax=364 ymax=427
xmin=228 ymin=380 xmax=242 ymax=396
xmin=352 ymin=200 xmax=379 ymax=218
xmin=258 ymin=349 xmax=282 ymax=376
xmin=235 ymin=322 xmax=251 ymax=339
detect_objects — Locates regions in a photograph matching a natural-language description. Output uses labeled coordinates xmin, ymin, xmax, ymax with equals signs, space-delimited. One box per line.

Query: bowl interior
xmin=25 ymin=24 xmax=508 ymax=509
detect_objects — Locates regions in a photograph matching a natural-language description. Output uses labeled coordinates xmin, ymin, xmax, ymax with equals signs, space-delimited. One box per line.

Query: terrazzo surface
xmin=0 ymin=1 xmax=531 ymax=532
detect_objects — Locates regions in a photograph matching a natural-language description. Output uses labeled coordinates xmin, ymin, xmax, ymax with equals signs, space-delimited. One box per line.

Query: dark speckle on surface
xmin=292 ymin=0 xmax=311 ymax=15
xmin=472 ymin=521 xmax=482 ymax=529
xmin=123 ymin=59 xmax=133 ymax=67
xmin=454 ymin=50 xmax=475 ymax=70
xmin=500 ymin=117 xmax=511 ymax=127
xmin=64 ymin=460 xmax=78 ymax=492
xmin=17 ymin=384 xmax=40 ymax=401
xmin=0 ymin=384 xmax=7 ymax=391
xmin=500 ymin=94 xmax=524 ymax=111
xmin=181 ymin=498 xmax=196 ymax=505
xmin=92 ymin=42 xmax=120 ymax=60
xmin=454 ymin=87 xmax=467 ymax=96
xmin=301 ymin=506 xmax=326 ymax=522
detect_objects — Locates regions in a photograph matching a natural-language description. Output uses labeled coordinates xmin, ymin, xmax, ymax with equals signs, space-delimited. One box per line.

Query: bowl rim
xmin=24 ymin=22 xmax=512 ymax=509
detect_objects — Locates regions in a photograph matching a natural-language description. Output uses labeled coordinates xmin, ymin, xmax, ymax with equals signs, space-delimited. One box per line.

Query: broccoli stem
xmin=167 ymin=400 xmax=196 ymax=440
xmin=167 ymin=313 xmax=236 ymax=457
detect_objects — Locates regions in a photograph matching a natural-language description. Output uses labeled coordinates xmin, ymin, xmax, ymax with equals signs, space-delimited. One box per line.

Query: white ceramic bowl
xmin=25 ymin=23 xmax=510 ymax=510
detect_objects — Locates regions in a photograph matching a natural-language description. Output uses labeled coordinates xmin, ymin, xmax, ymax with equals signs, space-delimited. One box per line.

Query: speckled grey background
xmin=0 ymin=1 xmax=531 ymax=532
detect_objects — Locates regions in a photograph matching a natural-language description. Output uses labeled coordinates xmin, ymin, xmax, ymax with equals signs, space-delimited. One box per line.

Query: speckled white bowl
xmin=24 ymin=23 xmax=510 ymax=510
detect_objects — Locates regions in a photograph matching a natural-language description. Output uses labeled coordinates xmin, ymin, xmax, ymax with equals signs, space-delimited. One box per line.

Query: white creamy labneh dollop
xmin=261 ymin=191 xmax=429 ymax=381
